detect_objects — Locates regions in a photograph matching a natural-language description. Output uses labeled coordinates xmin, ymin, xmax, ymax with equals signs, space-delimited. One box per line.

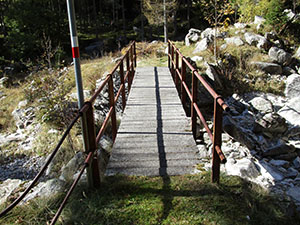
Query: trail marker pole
xmin=66 ymin=0 xmax=100 ymax=188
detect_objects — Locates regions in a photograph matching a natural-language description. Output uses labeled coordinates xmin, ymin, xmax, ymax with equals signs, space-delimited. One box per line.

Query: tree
xmin=143 ymin=0 xmax=177 ymax=41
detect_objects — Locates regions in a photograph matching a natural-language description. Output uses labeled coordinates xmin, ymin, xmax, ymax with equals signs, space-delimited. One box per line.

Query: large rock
xmin=12 ymin=101 xmax=35 ymax=130
xmin=284 ymin=74 xmax=300 ymax=99
xmin=200 ymin=27 xmax=225 ymax=40
xmin=244 ymin=32 xmax=269 ymax=50
xmin=0 ymin=77 xmax=10 ymax=88
xmin=234 ymin=23 xmax=247 ymax=29
xmin=257 ymin=160 xmax=285 ymax=182
xmin=294 ymin=46 xmax=300 ymax=58
xmin=254 ymin=113 xmax=288 ymax=137
xmin=224 ymin=37 xmax=244 ymax=46
xmin=205 ymin=63 xmax=224 ymax=90
xmin=262 ymin=141 xmax=295 ymax=157
xmin=185 ymin=28 xmax=202 ymax=46
xmin=59 ymin=152 xmax=85 ymax=181
xmin=225 ymin=158 xmax=261 ymax=179
xmin=286 ymin=186 xmax=300 ymax=201
xmin=23 ymin=178 xmax=64 ymax=202
xmin=268 ymin=47 xmax=292 ymax=66
xmin=249 ymin=96 xmax=273 ymax=114
xmin=0 ymin=179 xmax=22 ymax=205
xmin=223 ymin=115 xmax=257 ymax=150
xmin=254 ymin=16 xmax=266 ymax=25
xmin=278 ymin=97 xmax=300 ymax=126
xmin=264 ymin=32 xmax=278 ymax=41
xmin=193 ymin=38 xmax=211 ymax=53
xmin=251 ymin=62 xmax=282 ymax=74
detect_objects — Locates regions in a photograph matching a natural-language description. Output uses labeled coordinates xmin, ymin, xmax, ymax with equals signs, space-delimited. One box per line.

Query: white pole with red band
xmin=66 ymin=0 xmax=90 ymax=153
xmin=66 ymin=0 xmax=84 ymax=108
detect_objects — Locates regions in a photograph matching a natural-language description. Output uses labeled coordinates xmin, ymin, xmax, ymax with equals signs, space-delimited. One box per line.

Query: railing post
xmin=108 ymin=75 xmax=117 ymax=142
xmin=175 ymin=51 xmax=179 ymax=88
xmin=171 ymin=44 xmax=175 ymax=79
xmin=191 ymin=70 xmax=197 ymax=138
xmin=133 ymin=41 xmax=137 ymax=67
xmin=212 ymin=97 xmax=223 ymax=183
xmin=84 ymin=102 xmax=101 ymax=188
xmin=168 ymin=41 xmax=170 ymax=69
xmin=181 ymin=58 xmax=186 ymax=107
xmin=130 ymin=45 xmax=134 ymax=85
xmin=120 ymin=60 xmax=126 ymax=111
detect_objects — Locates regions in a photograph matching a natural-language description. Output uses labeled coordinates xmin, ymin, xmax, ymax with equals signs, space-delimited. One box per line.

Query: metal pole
xmin=66 ymin=0 xmax=97 ymax=187
xmin=66 ymin=0 xmax=84 ymax=108
xmin=163 ymin=0 xmax=167 ymax=43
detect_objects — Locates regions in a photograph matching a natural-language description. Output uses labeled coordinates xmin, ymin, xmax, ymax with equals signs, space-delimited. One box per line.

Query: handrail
xmin=168 ymin=40 xmax=228 ymax=183
xmin=0 ymin=41 xmax=137 ymax=223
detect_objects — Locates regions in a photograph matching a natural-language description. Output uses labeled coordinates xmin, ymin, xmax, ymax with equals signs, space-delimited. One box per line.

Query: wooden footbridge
xmin=106 ymin=66 xmax=199 ymax=176
xmin=0 ymin=41 xmax=229 ymax=224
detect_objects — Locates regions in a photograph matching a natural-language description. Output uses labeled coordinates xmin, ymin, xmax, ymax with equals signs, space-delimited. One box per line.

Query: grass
xmin=0 ymin=87 xmax=24 ymax=132
xmin=0 ymin=172 xmax=298 ymax=225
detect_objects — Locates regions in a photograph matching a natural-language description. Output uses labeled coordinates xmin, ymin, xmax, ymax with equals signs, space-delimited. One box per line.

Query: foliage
xmin=23 ymin=70 xmax=74 ymax=127
xmin=264 ymin=0 xmax=288 ymax=31
xmin=201 ymin=0 xmax=236 ymax=28
xmin=142 ymin=0 xmax=177 ymax=27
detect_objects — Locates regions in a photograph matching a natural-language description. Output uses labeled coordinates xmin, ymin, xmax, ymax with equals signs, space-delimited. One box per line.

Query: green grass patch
xmin=1 ymin=172 xmax=298 ymax=225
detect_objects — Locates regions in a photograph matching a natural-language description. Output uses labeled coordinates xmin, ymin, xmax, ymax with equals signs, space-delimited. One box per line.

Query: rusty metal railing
xmin=0 ymin=41 xmax=136 ymax=224
xmin=168 ymin=40 xmax=228 ymax=183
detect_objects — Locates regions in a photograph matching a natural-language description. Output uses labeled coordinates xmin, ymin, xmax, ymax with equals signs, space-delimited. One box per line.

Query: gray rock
xmin=193 ymin=38 xmax=211 ymax=53
xmin=254 ymin=113 xmax=288 ymax=137
xmin=223 ymin=115 xmax=256 ymax=150
xmin=287 ymin=186 xmax=300 ymax=201
xmin=258 ymin=160 xmax=285 ymax=181
xmin=293 ymin=157 xmax=300 ymax=169
xmin=191 ymin=56 xmax=203 ymax=62
xmin=282 ymin=67 xmax=296 ymax=76
xmin=244 ymin=32 xmax=269 ymax=50
xmin=225 ymin=37 xmax=244 ymax=46
xmin=185 ymin=28 xmax=202 ymax=46
xmin=268 ymin=47 xmax=292 ymax=66
xmin=59 ymin=152 xmax=85 ymax=181
xmin=205 ymin=63 xmax=224 ymax=90
xmin=294 ymin=46 xmax=300 ymax=58
xmin=201 ymin=27 xmax=222 ymax=39
xmin=251 ymin=62 xmax=282 ymax=74
xmin=0 ymin=77 xmax=10 ymax=88
xmin=249 ymin=97 xmax=273 ymax=114
xmin=262 ymin=142 xmax=295 ymax=157
xmin=284 ymin=74 xmax=300 ymax=99
xmin=274 ymin=152 xmax=298 ymax=161
xmin=264 ymin=32 xmax=278 ymax=41
xmin=197 ymin=144 xmax=210 ymax=158
xmin=234 ymin=23 xmax=247 ymax=29
xmin=254 ymin=16 xmax=266 ymax=25
xmin=23 ymin=179 xmax=64 ymax=202
xmin=286 ymin=167 xmax=298 ymax=178
xmin=269 ymin=159 xmax=290 ymax=168
xmin=0 ymin=179 xmax=22 ymax=205
xmin=225 ymin=158 xmax=261 ymax=179
xmin=278 ymin=97 xmax=300 ymax=126
xmin=12 ymin=105 xmax=35 ymax=130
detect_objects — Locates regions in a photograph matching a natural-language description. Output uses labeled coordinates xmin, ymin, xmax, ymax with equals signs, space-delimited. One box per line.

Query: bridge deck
xmin=105 ymin=67 xmax=200 ymax=176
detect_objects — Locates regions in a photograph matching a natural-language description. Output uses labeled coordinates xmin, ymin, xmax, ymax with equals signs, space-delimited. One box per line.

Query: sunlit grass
xmin=0 ymin=172 xmax=298 ymax=225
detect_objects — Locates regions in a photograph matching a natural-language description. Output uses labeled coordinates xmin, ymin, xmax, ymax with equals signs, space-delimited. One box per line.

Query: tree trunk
xmin=122 ymin=0 xmax=125 ymax=35
xmin=92 ymin=0 xmax=99 ymax=38
xmin=140 ymin=0 xmax=144 ymax=41
xmin=214 ymin=0 xmax=217 ymax=63
xmin=187 ymin=0 xmax=191 ymax=29
xmin=163 ymin=0 xmax=167 ymax=43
